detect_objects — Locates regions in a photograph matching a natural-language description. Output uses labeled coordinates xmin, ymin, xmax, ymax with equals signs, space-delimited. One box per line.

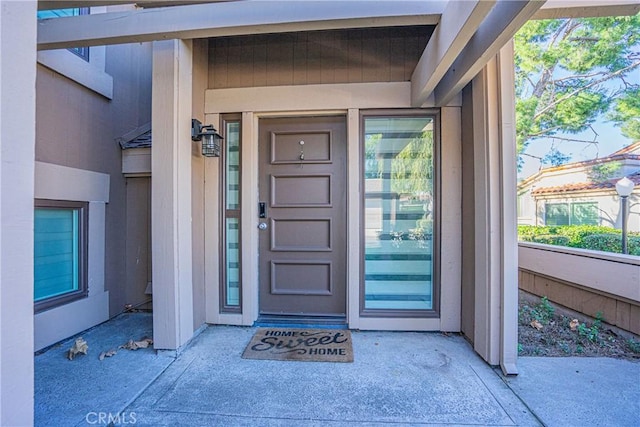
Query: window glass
xmin=571 ymin=202 xmax=598 ymax=225
xmin=363 ymin=116 xmax=434 ymax=311
xmin=226 ymin=122 xmax=241 ymax=210
xmin=222 ymin=117 xmax=242 ymax=311
xmin=545 ymin=203 xmax=569 ymax=226
xmin=545 ymin=202 xmax=598 ymax=226
xmin=225 ymin=218 xmax=240 ymax=306
xmin=34 ymin=208 xmax=80 ymax=301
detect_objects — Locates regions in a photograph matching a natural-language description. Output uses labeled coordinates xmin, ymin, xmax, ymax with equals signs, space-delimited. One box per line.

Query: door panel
xmin=258 ymin=116 xmax=346 ymax=317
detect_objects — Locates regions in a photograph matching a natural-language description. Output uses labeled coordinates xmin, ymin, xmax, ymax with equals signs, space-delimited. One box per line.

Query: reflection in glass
xmin=363 ymin=116 xmax=434 ymax=311
xmin=223 ymin=120 xmax=241 ymax=309
xmin=34 ymin=208 xmax=79 ymax=301
xmin=225 ymin=218 xmax=240 ymax=306
xmin=226 ymin=122 xmax=240 ymax=210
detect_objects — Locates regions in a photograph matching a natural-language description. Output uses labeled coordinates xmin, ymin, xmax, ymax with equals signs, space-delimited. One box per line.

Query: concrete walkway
xmin=35 ymin=314 xmax=639 ymax=426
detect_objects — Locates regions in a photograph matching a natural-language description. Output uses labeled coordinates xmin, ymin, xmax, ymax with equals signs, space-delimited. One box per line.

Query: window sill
xmin=37 ymin=49 xmax=113 ymax=99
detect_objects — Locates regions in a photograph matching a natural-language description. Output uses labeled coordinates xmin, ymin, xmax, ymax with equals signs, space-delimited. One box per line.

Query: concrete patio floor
xmin=35 ymin=313 xmax=639 ymax=426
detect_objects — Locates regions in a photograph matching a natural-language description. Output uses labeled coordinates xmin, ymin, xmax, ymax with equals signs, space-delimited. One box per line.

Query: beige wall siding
xmin=519 ymin=269 xmax=640 ymax=335
xmin=192 ymin=38 xmax=209 ymax=329
xmin=35 ymin=41 xmax=153 ymax=316
xmin=208 ymin=26 xmax=433 ymax=89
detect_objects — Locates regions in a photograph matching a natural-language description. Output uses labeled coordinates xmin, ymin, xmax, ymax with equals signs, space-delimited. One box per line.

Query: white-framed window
xmin=545 ymin=202 xmax=599 ymax=226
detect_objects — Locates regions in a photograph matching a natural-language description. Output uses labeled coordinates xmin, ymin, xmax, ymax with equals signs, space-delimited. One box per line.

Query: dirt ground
xmin=518 ymin=295 xmax=640 ymax=360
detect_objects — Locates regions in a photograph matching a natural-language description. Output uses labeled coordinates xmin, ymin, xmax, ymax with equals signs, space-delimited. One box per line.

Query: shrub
xmin=531 ymin=234 xmax=570 ymax=246
xmin=518 ymin=225 xmax=562 ymax=242
xmin=517 ymin=225 xmax=640 ymax=255
xmin=555 ymin=225 xmax=621 ymax=248
xmin=581 ymin=234 xmax=640 ymax=256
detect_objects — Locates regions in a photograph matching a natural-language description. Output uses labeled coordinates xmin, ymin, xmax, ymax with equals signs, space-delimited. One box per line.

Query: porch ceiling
xmin=208 ymin=26 xmax=436 ymax=89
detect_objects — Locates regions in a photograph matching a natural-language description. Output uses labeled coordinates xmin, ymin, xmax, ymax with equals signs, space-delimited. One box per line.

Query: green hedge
xmin=581 ymin=234 xmax=640 ymax=255
xmin=518 ymin=225 xmax=640 ymax=255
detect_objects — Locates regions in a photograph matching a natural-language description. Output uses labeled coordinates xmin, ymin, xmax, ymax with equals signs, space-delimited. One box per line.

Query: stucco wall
xmin=530 ymin=191 xmax=640 ymax=231
xmin=35 ymin=40 xmax=152 ymax=316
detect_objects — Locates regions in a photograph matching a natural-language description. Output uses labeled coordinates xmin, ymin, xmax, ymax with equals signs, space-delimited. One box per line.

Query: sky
xmin=514 ymin=12 xmax=640 ymax=181
xmin=518 ymin=120 xmax=635 ymax=180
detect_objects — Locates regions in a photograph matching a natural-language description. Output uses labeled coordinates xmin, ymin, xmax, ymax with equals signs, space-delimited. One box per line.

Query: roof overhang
xmin=534 ymin=0 xmax=640 ymax=19
xmin=37 ymin=0 xmax=234 ymax=10
xmin=37 ymin=1 xmax=443 ymax=50
xmin=36 ymin=0 xmax=639 ymax=107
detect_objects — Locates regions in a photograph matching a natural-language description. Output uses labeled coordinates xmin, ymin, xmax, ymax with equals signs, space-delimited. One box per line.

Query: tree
xmin=515 ymin=15 xmax=640 ymax=164
xmin=608 ymin=87 xmax=640 ymax=140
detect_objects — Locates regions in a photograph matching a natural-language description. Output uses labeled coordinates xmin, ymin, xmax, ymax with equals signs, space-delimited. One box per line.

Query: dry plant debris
xmin=530 ymin=320 xmax=544 ymax=331
xmin=120 ymin=337 xmax=153 ymax=351
xmin=98 ymin=337 xmax=154 ymax=360
xmin=67 ymin=337 xmax=88 ymax=360
xmin=98 ymin=349 xmax=117 ymax=361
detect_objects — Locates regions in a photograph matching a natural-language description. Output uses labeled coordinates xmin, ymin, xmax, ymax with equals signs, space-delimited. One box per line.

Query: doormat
xmin=242 ymin=328 xmax=353 ymax=363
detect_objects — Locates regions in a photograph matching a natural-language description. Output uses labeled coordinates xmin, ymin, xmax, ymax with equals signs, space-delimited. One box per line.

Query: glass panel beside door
xmin=221 ymin=115 xmax=242 ymax=312
xmin=362 ymin=114 xmax=436 ymax=314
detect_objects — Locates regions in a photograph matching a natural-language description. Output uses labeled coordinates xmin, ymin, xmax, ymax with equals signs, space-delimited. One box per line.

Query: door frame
xmin=203 ymin=82 xmax=462 ymax=331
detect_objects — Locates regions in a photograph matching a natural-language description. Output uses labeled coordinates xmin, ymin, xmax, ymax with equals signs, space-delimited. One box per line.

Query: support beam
xmin=411 ymin=0 xmax=495 ymax=107
xmin=470 ymin=48 xmax=519 ymax=373
xmin=0 ymin=1 xmax=36 ymax=424
xmin=37 ymin=1 xmax=233 ymax=10
xmin=434 ymin=0 xmax=545 ymax=107
xmin=471 ymin=63 xmax=500 ymax=366
xmin=497 ymin=40 xmax=519 ymax=376
xmin=151 ymin=39 xmax=195 ymax=350
xmin=37 ymin=1 xmax=442 ymax=50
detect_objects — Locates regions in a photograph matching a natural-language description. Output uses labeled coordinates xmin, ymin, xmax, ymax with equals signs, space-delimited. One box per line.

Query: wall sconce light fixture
xmin=191 ymin=118 xmax=223 ymax=157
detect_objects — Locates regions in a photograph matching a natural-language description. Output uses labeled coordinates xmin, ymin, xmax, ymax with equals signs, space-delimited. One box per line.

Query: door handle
xmin=258 ymin=222 xmax=268 ymax=230
xmin=259 ymin=202 xmax=266 ymax=218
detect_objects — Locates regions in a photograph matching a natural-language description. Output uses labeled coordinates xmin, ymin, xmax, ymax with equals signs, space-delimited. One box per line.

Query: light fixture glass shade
xmin=201 ymin=132 xmax=221 ymax=157
xmin=615 ymin=177 xmax=635 ymax=197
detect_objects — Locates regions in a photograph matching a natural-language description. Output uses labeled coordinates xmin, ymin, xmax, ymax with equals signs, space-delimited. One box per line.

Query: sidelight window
xmin=221 ymin=115 xmax=242 ymax=311
xmin=361 ymin=113 xmax=437 ymax=315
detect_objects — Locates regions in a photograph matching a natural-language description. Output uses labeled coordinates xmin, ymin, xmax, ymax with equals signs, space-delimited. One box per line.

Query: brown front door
xmin=258 ymin=116 xmax=347 ymax=318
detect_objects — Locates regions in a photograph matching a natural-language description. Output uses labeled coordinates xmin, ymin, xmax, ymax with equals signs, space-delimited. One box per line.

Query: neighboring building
xmin=2 ymin=1 xmax=638 ymax=424
xmin=518 ymin=142 xmax=640 ymax=231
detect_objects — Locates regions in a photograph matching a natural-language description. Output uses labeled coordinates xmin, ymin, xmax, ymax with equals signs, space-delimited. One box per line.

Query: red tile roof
xmin=610 ymin=141 xmax=640 ymax=155
xmin=519 ymin=141 xmax=640 ymax=190
xmin=531 ymin=171 xmax=640 ymax=195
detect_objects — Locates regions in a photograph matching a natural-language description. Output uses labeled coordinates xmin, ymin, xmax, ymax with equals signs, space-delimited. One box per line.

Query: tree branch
xmin=553 ymin=71 xmax=608 ymax=82
xmin=527 ymin=125 xmax=563 ymax=138
xmin=521 ymin=152 xmax=543 ymax=160
xmin=533 ymin=60 xmax=640 ymax=120
xmin=549 ymin=136 xmax=600 ymax=144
